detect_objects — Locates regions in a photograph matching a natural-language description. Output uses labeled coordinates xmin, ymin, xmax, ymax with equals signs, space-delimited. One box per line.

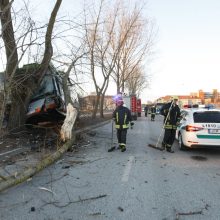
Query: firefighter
xmin=150 ymin=105 xmax=156 ymax=121
xmin=108 ymin=98 xmax=133 ymax=152
xmin=161 ymin=96 xmax=180 ymax=153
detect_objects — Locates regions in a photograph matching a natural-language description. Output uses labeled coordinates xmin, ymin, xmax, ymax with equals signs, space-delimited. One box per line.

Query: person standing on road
xmin=108 ymin=98 xmax=133 ymax=152
xmin=150 ymin=105 xmax=156 ymax=121
xmin=160 ymin=96 xmax=180 ymax=153
xmin=144 ymin=105 xmax=148 ymax=117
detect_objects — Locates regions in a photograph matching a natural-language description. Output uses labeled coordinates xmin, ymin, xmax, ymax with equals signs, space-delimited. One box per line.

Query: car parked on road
xmin=176 ymin=108 xmax=220 ymax=150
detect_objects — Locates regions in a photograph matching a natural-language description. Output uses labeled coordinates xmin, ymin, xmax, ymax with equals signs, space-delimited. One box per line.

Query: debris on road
xmin=38 ymin=186 xmax=56 ymax=195
xmin=147 ymin=144 xmax=163 ymax=151
xmin=89 ymin=212 xmax=103 ymax=216
xmin=41 ymin=194 xmax=108 ymax=209
xmin=176 ymin=210 xmax=203 ymax=219
xmin=118 ymin=206 xmax=124 ymax=212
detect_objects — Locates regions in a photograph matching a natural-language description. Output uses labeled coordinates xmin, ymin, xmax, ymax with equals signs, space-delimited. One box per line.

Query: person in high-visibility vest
xmin=150 ymin=105 xmax=156 ymax=121
xmin=108 ymin=98 xmax=133 ymax=152
xmin=160 ymin=96 xmax=180 ymax=153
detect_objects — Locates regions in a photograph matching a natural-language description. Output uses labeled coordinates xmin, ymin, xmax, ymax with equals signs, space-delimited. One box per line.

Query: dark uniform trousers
xmin=117 ymin=129 xmax=127 ymax=146
xmin=163 ymin=128 xmax=176 ymax=148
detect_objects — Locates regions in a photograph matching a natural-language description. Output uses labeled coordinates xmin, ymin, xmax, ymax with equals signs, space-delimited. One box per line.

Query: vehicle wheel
xmin=178 ymin=133 xmax=187 ymax=151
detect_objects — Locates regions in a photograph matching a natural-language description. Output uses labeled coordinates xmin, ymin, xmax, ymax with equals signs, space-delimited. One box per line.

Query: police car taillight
xmin=186 ymin=125 xmax=204 ymax=132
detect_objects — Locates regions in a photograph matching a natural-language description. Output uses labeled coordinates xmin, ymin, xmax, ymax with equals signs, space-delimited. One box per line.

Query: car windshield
xmin=32 ymin=75 xmax=54 ymax=99
xmin=193 ymin=111 xmax=220 ymax=123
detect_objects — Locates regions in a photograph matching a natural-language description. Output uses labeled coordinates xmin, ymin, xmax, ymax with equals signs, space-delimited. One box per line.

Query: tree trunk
xmin=0 ymin=0 xmax=18 ymax=78
xmin=99 ymin=94 xmax=104 ymax=118
xmin=0 ymin=0 xmax=19 ymax=129
xmin=38 ymin=0 xmax=62 ymax=80
xmin=92 ymin=93 xmax=101 ymax=119
xmin=8 ymin=95 xmax=26 ymax=128
xmin=62 ymin=74 xmax=72 ymax=106
xmin=60 ymin=103 xmax=77 ymax=142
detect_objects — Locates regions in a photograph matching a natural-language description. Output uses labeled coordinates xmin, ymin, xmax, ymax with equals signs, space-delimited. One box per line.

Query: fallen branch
xmin=176 ymin=210 xmax=203 ymax=219
xmin=77 ymin=194 xmax=107 ymax=203
xmin=44 ymin=172 xmax=69 ymax=185
xmin=41 ymin=194 xmax=107 ymax=208
xmin=177 ymin=211 xmax=202 ymax=215
xmin=89 ymin=212 xmax=102 ymax=216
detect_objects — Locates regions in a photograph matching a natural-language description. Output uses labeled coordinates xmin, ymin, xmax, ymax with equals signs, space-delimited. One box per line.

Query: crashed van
xmin=26 ymin=66 xmax=66 ymax=125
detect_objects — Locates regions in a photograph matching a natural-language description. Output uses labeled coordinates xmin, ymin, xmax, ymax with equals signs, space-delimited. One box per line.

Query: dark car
xmin=26 ymin=70 xmax=66 ymax=125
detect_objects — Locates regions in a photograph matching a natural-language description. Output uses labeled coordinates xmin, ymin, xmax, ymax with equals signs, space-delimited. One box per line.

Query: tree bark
xmin=38 ymin=0 xmax=62 ymax=80
xmin=0 ymin=0 xmax=18 ymax=77
xmin=100 ymin=94 xmax=104 ymax=118
xmin=60 ymin=103 xmax=77 ymax=142
xmin=92 ymin=93 xmax=101 ymax=119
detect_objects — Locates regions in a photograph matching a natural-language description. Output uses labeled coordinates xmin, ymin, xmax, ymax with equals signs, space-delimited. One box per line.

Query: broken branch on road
xmin=41 ymin=194 xmax=108 ymax=209
xmin=176 ymin=210 xmax=203 ymax=219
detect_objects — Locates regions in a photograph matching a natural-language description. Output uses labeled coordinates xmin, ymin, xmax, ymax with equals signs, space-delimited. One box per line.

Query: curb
xmin=0 ymin=119 xmax=111 ymax=193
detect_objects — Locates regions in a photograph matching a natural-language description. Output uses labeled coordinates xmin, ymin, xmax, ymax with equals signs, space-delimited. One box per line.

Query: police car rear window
xmin=193 ymin=111 xmax=220 ymax=123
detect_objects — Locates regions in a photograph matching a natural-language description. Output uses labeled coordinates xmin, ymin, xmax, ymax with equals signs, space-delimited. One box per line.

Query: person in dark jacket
xmin=160 ymin=96 xmax=180 ymax=153
xmin=144 ymin=105 xmax=148 ymax=117
xmin=108 ymin=98 xmax=133 ymax=152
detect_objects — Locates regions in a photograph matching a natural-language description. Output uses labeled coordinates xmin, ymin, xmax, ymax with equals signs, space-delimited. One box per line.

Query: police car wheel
xmin=178 ymin=134 xmax=187 ymax=151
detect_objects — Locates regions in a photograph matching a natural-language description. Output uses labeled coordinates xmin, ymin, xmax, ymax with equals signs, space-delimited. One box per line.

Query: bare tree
xmin=0 ymin=0 xmax=62 ymax=130
xmin=125 ymin=64 xmax=149 ymax=97
xmin=83 ymin=0 xmax=105 ymax=119
xmin=111 ymin=2 xmax=155 ymax=95
xmin=93 ymin=2 xmax=121 ymax=118
xmin=83 ymin=0 xmax=152 ymax=118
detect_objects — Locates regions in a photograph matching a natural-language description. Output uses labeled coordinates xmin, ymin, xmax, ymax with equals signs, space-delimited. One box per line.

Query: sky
xmin=5 ymin=0 xmax=220 ymax=102
xmin=143 ymin=0 xmax=220 ymax=102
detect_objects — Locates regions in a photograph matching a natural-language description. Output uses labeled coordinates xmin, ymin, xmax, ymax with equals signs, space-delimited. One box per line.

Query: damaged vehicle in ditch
xmin=25 ymin=66 xmax=66 ymax=126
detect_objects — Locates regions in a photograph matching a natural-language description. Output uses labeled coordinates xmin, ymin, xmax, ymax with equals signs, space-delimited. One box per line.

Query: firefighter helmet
xmin=172 ymin=96 xmax=179 ymax=100
xmin=116 ymin=99 xmax=124 ymax=106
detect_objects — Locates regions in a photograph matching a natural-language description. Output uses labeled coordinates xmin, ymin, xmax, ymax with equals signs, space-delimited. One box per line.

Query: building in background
xmin=79 ymin=94 xmax=115 ymax=111
xmin=156 ymin=89 xmax=220 ymax=108
xmin=198 ymin=89 xmax=220 ymax=106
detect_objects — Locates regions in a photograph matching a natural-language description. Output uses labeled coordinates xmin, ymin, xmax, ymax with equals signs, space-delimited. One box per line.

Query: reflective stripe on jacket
xmin=115 ymin=112 xmax=129 ymax=128
xmin=161 ymin=102 xmax=180 ymax=129
xmin=113 ymin=105 xmax=132 ymax=129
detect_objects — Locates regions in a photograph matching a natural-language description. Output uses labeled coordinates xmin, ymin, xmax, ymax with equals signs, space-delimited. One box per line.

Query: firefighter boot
xmin=117 ymin=145 xmax=121 ymax=150
xmin=121 ymin=145 xmax=126 ymax=152
xmin=166 ymin=148 xmax=174 ymax=153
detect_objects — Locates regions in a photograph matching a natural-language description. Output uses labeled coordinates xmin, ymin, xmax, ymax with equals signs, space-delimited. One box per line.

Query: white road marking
xmin=121 ymin=156 xmax=134 ymax=182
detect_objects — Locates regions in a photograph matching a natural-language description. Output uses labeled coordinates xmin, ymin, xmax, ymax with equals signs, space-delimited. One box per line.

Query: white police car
xmin=176 ymin=107 xmax=220 ymax=150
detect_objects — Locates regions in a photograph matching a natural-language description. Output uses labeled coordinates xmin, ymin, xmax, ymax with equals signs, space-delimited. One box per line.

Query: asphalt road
xmin=1 ymin=113 xmax=220 ymax=220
